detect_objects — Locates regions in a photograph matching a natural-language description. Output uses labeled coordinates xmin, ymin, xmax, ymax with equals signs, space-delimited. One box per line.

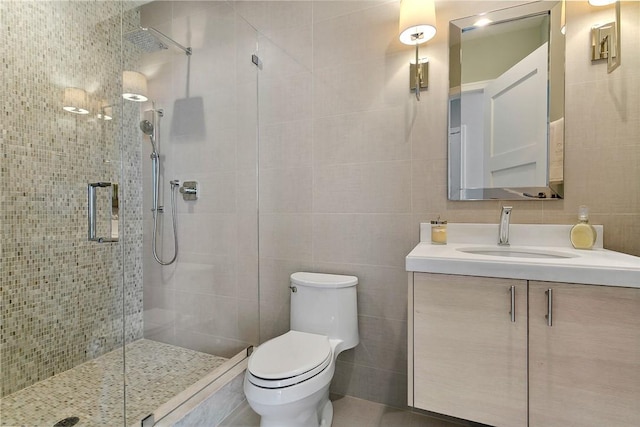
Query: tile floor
xmin=0 ymin=339 xmax=227 ymax=427
xmin=220 ymin=394 xmax=476 ymax=427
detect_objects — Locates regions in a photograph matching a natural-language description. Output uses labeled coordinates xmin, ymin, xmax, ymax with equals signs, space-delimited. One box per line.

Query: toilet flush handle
xmin=289 ymin=285 xmax=297 ymax=293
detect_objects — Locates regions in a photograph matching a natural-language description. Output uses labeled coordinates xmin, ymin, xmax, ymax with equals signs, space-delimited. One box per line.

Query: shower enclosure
xmin=1 ymin=1 xmax=260 ymax=425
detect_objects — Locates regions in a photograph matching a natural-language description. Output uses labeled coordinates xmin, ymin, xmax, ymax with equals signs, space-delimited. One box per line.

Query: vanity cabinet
xmin=409 ymin=273 xmax=640 ymax=427
xmin=529 ymin=281 xmax=640 ymax=426
xmin=411 ymin=273 xmax=528 ymax=427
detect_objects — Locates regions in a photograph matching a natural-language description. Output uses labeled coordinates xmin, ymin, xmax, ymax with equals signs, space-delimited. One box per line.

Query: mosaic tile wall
xmin=0 ymin=1 xmax=144 ymax=397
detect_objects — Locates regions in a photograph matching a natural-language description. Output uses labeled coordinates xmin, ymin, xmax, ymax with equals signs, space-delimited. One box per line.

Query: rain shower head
xmin=125 ymin=27 xmax=168 ymax=53
xmin=125 ymin=27 xmax=192 ymax=56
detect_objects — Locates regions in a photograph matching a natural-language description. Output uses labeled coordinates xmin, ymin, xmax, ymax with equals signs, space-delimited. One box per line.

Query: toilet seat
xmin=248 ymin=331 xmax=332 ymax=389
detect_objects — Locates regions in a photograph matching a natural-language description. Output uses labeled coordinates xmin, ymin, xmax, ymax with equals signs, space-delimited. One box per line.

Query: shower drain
xmin=53 ymin=417 xmax=79 ymax=427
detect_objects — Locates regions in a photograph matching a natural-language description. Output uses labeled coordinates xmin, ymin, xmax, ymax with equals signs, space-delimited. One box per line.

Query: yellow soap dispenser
xmin=570 ymin=205 xmax=597 ymax=249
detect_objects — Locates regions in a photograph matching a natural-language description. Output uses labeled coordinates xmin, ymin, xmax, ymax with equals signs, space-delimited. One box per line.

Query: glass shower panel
xmin=123 ymin=1 xmax=260 ymax=423
xmin=1 ymin=1 xmax=129 ymax=426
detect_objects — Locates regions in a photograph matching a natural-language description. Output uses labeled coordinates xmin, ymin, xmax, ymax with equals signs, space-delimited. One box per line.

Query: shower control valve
xmin=179 ymin=181 xmax=198 ymax=201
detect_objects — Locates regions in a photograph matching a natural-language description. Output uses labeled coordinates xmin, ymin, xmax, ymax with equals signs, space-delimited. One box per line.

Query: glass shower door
xmin=1 ymin=1 xmax=129 ymax=425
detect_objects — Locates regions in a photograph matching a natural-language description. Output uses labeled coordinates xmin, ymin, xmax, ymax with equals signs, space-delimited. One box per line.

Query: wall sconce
xmin=410 ymin=57 xmax=429 ymax=94
xmin=399 ymin=0 xmax=437 ymax=100
xmin=589 ymin=0 xmax=621 ymax=73
xmin=122 ymin=70 xmax=148 ymax=102
xmin=98 ymin=104 xmax=113 ymax=121
xmin=63 ymin=87 xmax=89 ymax=114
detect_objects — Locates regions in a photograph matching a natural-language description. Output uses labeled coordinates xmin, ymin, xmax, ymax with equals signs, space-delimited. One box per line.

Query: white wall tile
xmin=313 ymin=1 xmax=403 ymax=67
xmin=140 ymin=1 xmax=172 ymax=28
xmin=313 ymin=107 xmax=410 ymax=165
xmin=312 ymin=262 xmax=409 ymax=322
xmin=178 ymin=213 xmax=238 ymax=256
xmin=313 ymin=161 xmax=412 ymax=213
xmin=259 ymin=119 xmax=313 ymax=170
xmin=259 ymin=214 xmax=313 ymax=261
xmin=332 ymin=361 xmax=408 ymax=409
xmin=312 ymin=0 xmax=389 ymax=24
xmin=175 ymin=291 xmax=239 ymax=338
xmin=172 ymin=257 xmax=237 ymax=297
xmin=313 ymin=53 xmax=407 ymax=118
xmin=259 ymin=71 xmax=312 ymax=125
xmin=257 ymin=28 xmax=312 ymax=78
xmin=234 ymin=1 xmax=312 ymax=37
xmin=175 ymin=171 xmax=237 ymax=215
xmin=339 ymin=314 xmax=407 ymax=375
xmin=312 ymin=214 xmax=413 ymax=268
xmin=259 ymin=167 xmax=313 ymax=213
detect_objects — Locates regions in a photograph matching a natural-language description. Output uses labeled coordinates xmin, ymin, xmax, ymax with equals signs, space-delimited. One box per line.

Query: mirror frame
xmin=448 ymin=1 xmax=565 ymax=201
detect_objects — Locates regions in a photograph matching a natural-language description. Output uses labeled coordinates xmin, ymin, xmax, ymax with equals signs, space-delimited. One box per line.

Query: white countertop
xmin=406 ymin=224 xmax=640 ymax=288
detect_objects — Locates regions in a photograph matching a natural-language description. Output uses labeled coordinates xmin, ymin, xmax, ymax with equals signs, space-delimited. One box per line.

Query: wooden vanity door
xmin=412 ymin=273 xmax=527 ymax=427
xmin=529 ymin=281 xmax=640 ymax=427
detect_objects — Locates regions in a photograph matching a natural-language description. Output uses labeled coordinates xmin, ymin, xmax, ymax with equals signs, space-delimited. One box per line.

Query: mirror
xmin=448 ymin=1 xmax=565 ymax=200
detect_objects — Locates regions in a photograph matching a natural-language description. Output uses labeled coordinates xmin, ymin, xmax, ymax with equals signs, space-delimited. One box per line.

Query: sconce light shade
xmin=589 ymin=0 xmax=615 ymax=6
xmin=122 ymin=70 xmax=148 ymax=102
xmin=399 ymin=0 xmax=437 ymax=45
xmin=63 ymin=87 xmax=89 ymax=114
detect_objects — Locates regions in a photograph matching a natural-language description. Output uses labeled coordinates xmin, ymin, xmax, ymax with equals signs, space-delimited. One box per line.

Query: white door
xmin=483 ymin=43 xmax=548 ymax=188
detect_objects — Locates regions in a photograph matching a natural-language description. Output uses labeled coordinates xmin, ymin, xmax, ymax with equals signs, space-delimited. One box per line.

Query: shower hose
xmin=151 ymin=174 xmax=179 ymax=266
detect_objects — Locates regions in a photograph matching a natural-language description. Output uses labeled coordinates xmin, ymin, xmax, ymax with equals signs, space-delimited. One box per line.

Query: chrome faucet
xmin=498 ymin=206 xmax=513 ymax=246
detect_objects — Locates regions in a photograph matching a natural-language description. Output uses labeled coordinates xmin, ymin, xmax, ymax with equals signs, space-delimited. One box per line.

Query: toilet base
xmin=319 ymin=399 xmax=333 ymax=427
xmin=253 ymin=386 xmax=332 ymax=427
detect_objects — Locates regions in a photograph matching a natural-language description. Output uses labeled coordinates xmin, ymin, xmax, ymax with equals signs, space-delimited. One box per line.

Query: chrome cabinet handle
xmin=545 ymin=288 xmax=553 ymax=326
xmin=88 ymin=182 xmax=119 ymax=243
xmin=510 ymin=285 xmax=516 ymax=322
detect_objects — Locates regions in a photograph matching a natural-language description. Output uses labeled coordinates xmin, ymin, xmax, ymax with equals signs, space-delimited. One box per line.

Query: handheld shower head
xmin=140 ymin=119 xmax=154 ymax=135
xmin=140 ymin=120 xmax=158 ymax=155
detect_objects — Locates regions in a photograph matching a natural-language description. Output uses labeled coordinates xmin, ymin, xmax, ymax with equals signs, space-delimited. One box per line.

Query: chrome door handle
xmin=88 ymin=182 xmax=119 ymax=243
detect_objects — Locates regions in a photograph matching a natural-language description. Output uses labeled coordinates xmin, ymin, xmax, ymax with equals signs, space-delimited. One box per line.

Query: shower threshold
xmin=0 ymin=339 xmax=229 ymax=426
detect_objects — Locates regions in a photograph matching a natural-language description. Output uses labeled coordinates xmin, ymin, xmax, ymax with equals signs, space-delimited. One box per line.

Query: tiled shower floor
xmin=0 ymin=339 xmax=228 ymax=426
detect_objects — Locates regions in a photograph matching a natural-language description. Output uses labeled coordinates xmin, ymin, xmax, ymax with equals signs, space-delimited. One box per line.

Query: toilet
xmin=244 ymin=272 xmax=359 ymax=427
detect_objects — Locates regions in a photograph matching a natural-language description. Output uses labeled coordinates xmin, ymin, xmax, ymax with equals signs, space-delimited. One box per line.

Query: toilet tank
xmin=290 ymin=272 xmax=359 ymax=354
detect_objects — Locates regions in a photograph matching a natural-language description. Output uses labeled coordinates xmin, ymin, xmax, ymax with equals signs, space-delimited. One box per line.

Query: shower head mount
xmin=125 ymin=26 xmax=192 ymax=56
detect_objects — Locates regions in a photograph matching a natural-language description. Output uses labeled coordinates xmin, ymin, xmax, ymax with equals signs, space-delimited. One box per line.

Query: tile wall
xmin=1 ymin=2 xmax=143 ymax=396
xmin=247 ymin=0 xmax=640 ymax=408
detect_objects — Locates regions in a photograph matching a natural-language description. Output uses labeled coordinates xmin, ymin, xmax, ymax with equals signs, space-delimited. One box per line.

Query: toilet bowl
xmin=244 ymin=272 xmax=359 ymax=427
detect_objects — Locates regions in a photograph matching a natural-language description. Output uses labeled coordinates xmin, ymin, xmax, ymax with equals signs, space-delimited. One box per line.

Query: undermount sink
xmin=406 ymin=224 xmax=640 ymax=287
xmin=457 ymin=246 xmax=578 ymax=259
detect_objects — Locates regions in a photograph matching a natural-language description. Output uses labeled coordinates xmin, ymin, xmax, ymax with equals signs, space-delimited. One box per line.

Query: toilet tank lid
xmin=291 ymin=272 xmax=358 ymax=288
